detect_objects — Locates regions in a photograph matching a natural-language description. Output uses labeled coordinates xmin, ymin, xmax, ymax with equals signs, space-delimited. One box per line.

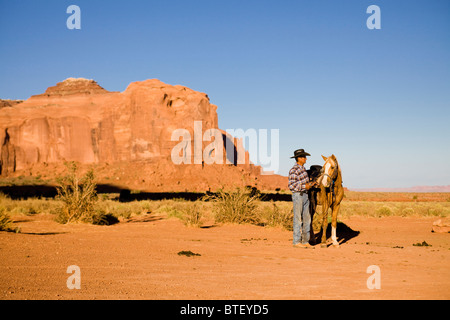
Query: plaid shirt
xmin=288 ymin=164 xmax=309 ymax=192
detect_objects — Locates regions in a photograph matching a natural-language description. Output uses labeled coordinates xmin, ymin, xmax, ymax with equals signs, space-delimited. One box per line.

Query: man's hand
xmin=305 ymin=181 xmax=317 ymax=190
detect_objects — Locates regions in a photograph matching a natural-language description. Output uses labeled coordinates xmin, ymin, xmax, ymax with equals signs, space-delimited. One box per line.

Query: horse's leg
xmin=331 ymin=203 xmax=341 ymax=247
xmin=320 ymin=196 xmax=329 ymax=248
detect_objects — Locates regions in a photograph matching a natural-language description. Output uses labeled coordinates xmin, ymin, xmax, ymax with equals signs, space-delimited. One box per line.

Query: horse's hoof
xmin=320 ymin=244 xmax=328 ymax=248
xmin=332 ymin=243 xmax=340 ymax=248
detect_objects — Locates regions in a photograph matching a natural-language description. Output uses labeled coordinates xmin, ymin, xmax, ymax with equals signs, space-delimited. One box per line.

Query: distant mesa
xmin=0 ymin=77 xmax=287 ymax=192
xmin=350 ymin=186 xmax=450 ymax=193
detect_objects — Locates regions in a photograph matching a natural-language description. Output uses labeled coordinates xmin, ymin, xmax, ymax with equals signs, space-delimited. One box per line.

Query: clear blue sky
xmin=1 ymin=0 xmax=449 ymax=189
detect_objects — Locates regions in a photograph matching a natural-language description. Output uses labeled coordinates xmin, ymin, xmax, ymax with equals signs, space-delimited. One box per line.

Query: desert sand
xmin=1 ymin=212 xmax=449 ymax=300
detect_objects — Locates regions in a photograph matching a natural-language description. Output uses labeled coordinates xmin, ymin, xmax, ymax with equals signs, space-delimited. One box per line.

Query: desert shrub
xmin=0 ymin=206 xmax=12 ymax=231
xmin=157 ymin=203 xmax=185 ymax=220
xmin=426 ymin=206 xmax=446 ymax=217
xmin=89 ymin=199 xmax=157 ymax=224
xmin=131 ymin=199 xmax=207 ymax=226
xmin=182 ymin=202 xmax=204 ymax=227
xmin=55 ymin=162 xmax=98 ymax=224
xmin=108 ymin=202 xmax=133 ymax=219
xmin=207 ymin=187 xmax=261 ymax=225
xmin=0 ymin=196 xmax=60 ymax=216
xmin=376 ymin=205 xmax=393 ymax=217
xmin=15 ymin=198 xmax=49 ymax=215
xmin=401 ymin=207 xmax=415 ymax=216
xmin=0 ymin=193 xmax=15 ymax=232
xmin=263 ymin=201 xmax=293 ymax=231
xmin=0 ymin=205 xmax=19 ymax=232
xmin=139 ymin=200 xmax=157 ymax=213
xmin=0 ymin=192 xmax=15 ymax=212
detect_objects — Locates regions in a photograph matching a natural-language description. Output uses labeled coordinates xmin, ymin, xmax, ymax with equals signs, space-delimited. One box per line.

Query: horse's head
xmin=320 ymin=154 xmax=339 ymax=188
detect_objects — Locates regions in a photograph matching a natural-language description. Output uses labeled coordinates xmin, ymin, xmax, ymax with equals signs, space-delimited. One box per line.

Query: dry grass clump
xmin=0 ymin=192 xmax=62 ymax=216
xmin=206 ymin=187 xmax=261 ymax=225
xmin=216 ymin=188 xmax=260 ymax=224
xmin=55 ymin=162 xmax=98 ymax=224
xmin=124 ymin=199 xmax=208 ymax=227
xmin=94 ymin=200 xmax=150 ymax=220
xmin=181 ymin=202 xmax=204 ymax=227
xmin=339 ymin=201 xmax=450 ymax=218
xmin=0 ymin=205 xmax=17 ymax=232
xmin=259 ymin=201 xmax=293 ymax=230
xmin=0 ymin=193 xmax=20 ymax=232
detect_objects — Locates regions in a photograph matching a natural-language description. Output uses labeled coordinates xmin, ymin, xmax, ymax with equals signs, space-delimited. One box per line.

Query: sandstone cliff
xmin=0 ymin=78 xmax=287 ymax=192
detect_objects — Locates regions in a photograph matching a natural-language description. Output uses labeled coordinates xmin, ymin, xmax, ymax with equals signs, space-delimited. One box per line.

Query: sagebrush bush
xmin=55 ymin=162 xmax=98 ymax=224
xmin=207 ymin=187 xmax=261 ymax=225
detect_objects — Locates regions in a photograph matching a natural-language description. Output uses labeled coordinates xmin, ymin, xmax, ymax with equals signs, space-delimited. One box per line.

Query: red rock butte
xmin=0 ymin=78 xmax=287 ymax=192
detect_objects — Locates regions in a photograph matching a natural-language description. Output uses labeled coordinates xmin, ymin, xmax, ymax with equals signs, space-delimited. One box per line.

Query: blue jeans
xmin=292 ymin=192 xmax=311 ymax=245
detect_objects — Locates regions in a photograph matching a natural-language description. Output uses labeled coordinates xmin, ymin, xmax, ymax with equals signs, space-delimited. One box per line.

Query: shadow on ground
xmin=312 ymin=221 xmax=360 ymax=246
xmin=0 ymin=184 xmax=293 ymax=202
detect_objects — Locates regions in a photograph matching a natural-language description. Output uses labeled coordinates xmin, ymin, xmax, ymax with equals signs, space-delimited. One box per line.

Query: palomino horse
xmin=317 ymin=154 xmax=344 ymax=247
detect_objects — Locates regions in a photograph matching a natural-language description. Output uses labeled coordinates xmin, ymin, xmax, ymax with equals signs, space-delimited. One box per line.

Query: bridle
xmin=320 ymin=160 xmax=338 ymax=185
xmin=317 ymin=160 xmax=339 ymax=202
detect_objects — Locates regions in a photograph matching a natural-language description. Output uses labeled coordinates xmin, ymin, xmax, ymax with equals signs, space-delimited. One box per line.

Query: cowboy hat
xmin=290 ymin=149 xmax=311 ymax=158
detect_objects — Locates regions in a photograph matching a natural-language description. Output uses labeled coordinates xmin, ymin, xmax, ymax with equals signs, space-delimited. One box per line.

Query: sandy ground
xmin=1 ymin=213 xmax=449 ymax=300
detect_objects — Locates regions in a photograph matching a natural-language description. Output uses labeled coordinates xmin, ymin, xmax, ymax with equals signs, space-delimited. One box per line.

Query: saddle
xmin=307 ymin=165 xmax=323 ymax=185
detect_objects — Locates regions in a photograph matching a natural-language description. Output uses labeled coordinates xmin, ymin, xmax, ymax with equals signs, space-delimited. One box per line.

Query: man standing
xmin=289 ymin=149 xmax=315 ymax=248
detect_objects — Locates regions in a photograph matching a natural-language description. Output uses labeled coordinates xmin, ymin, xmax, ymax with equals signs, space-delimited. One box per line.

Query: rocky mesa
xmin=0 ymin=78 xmax=287 ymax=192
